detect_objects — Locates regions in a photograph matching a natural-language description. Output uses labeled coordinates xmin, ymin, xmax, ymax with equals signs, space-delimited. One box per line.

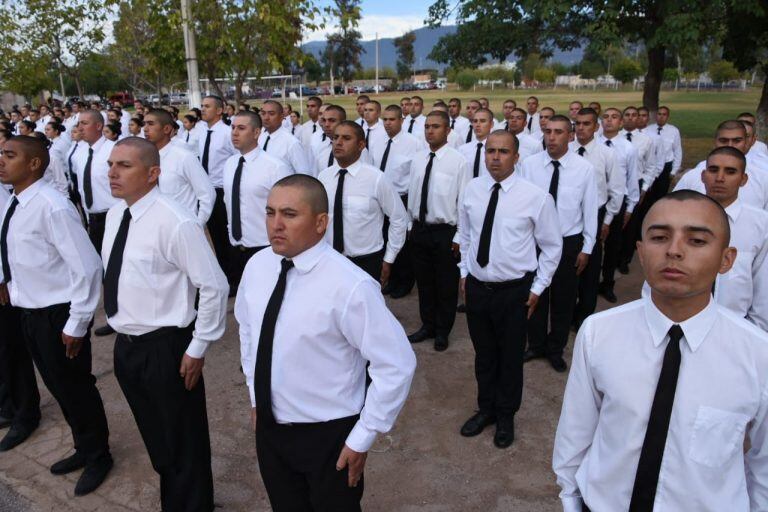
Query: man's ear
xmin=718 ymin=246 xmax=737 ymax=275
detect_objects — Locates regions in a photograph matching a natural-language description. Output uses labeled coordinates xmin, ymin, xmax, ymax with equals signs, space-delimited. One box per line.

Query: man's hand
xmin=460 ymin=277 xmax=466 ymax=303
xmin=179 ymin=354 xmax=204 ymax=391
xmin=0 ymin=283 xmax=9 ymax=306
xmin=451 ymin=242 xmax=460 ymax=259
xmin=336 ymin=444 xmax=367 ymax=487
xmin=526 ymin=292 xmax=539 ymax=319
xmin=61 ymin=333 xmax=83 ymax=359
xmin=623 ymin=212 xmax=631 ymax=229
xmin=380 ymin=262 xmax=391 ymax=288
xmin=600 ymin=223 xmax=610 ymax=242
xmin=575 ymin=252 xmax=589 ymax=275
xmin=250 ymin=407 xmax=256 ymax=432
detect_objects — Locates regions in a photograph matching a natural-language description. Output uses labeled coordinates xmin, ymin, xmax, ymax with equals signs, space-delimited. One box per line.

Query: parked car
xmin=169 ymin=93 xmax=188 ymax=105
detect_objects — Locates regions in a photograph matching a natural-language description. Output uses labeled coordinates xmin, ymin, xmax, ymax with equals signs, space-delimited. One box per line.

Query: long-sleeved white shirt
xmin=102 ymin=188 xmax=228 ymax=358
xmin=197 ymin=119 xmax=236 ymax=188
xmin=458 ymin=173 xmax=562 ymax=295
xmin=363 ymin=120 xmax=389 ymax=155
xmin=314 ymin=143 xmax=373 ymax=177
xmin=675 ymin=160 xmax=768 ymax=210
xmin=319 ymin=160 xmax=408 ymax=263
xmin=158 ymin=141 xmax=215 ymax=226
xmin=620 ymin=129 xmax=658 ymax=192
xmin=407 ymin=143 xmax=471 ymax=227
xmin=654 ymin=123 xmax=683 ymax=173
xmin=71 ymin=136 xmax=119 ymax=214
xmin=458 ymin=139 xmax=489 ymax=179
xmin=235 ymin=240 xmax=416 ymax=452
xmin=257 ymin=127 xmax=310 ymax=175
xmin=518 ymin=150 xmax=599 ymax=254
xmin=1 ymin=179 xmax=101 ymax=337
xmin=371 ymin=131 xmax=421 ymax=196
xmin=449 ymin=115 xmax=471 ymax=143
xmin=600 ymin=134 xmax=641 ymax=213
xmin=405 ymin=114 xmax=426 ymax=144
xmin=569 ymin=138 xmax=626 ymax=225
xmin=222 ymin=147 xmax=292 ymax=248
xmin=515 ymin=131 xmax=545 ymax=162
xmin=554 ymin=297 xmax=768 ymax=512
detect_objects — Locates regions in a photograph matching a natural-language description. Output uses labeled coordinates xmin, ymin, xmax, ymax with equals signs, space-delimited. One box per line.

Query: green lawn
xmin=277 ymin=87 xmax=762 ymax=170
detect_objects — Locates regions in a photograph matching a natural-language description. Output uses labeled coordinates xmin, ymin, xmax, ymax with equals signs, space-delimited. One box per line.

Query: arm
xmin=625 ymin=147 xmax=641 ymax=214
xmin=290 ymin=139 xmax=312 ymax=175
xmin=746 ymin=382 xmax=768 ymax=510
xmin=604 ymin=150 xmax=626 ymax=226
xmin=377 ymin=175 xmax=408 ymax=264
xmin=748 ymin=234 xmax=768 ymax=332
xmin=580 ymin=166 xmax=599 ymax=255
xmin=457 ymin=193 xmax=470 ymax=279
xmin=531 ymin=195 xmax=563 ymax=295
xmin=183 ymin=152 xmax=216 ymax=226
xmin=452 ymin=157 xmax=471 ymax=245
xmin=234 ymin=267 xmax=257 ymax=408
xmin=672 ymin=128 xmax=683 ymax=174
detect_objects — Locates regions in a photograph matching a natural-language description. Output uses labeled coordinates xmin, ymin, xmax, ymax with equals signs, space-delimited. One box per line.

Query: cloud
xmin=304 ymin=14 xmax=426 ymax=42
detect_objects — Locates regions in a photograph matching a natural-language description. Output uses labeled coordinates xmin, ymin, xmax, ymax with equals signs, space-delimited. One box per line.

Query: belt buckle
xmin=483 ymin=281 xmax=494 ymax=290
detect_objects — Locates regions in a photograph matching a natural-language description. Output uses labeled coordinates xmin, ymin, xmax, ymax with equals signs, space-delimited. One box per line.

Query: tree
xmin=303 ymin=53 xmax=325 ymax=85
xmin=455 ymin=70 xmax=478 ymax=90
xmin=394 ymin=31 xmax=416 ymax=81
xmin=533 ymin=68 xmax=556 ymax=84
xmin=324 ymin=0 xmax=364 ymax=90
xmin=708 ymin=60 xmax=740 ymax=84
xmin=612 ymin=58 xmax=643 ymax=83
xmin=0 ymin=5 xmax=55 ymax=100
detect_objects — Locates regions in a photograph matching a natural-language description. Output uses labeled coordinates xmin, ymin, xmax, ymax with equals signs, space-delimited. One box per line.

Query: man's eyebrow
xmin=685 ymin=226 xmax=715 ymax=236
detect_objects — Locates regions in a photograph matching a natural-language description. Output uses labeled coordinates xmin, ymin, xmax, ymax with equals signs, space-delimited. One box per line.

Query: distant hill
xmin=301 ymin=25 xmax=584 ymax=72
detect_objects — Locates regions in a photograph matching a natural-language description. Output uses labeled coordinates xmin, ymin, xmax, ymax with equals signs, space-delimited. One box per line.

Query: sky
xmin=304 ymin=0 xmax=441 ymax=42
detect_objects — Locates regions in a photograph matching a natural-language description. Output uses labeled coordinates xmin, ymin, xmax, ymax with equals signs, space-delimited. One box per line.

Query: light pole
xmin=180 ymin=0 xmax=202 ymax=108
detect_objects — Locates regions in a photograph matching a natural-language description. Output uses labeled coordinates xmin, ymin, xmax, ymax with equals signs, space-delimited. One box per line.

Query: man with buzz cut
xmin=448 ymin=98 xmax=471 ymax=143
xmin=258 ymin=100 xmax=310 ymax=175
xmin=526 ymin=96 xmax=541 ymax=135
xmin=459 ymin=108 xmax=495 ymax=179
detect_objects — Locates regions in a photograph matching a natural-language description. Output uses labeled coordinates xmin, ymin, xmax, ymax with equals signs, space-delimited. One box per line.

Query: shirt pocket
xmin=344 ymin=195 xmax=371 ymax=214
xmin=688 ymin=406 xmax=750 ymax=468
xmin=17 ymin=233 xmax=53 ymax=268
xmin=500 ymin=216 xmax=531 ymax=249
xmin=434 ymin=171 xmax=455 ymax=196
xmin=121 ymin=256 xmax=157 ymax=290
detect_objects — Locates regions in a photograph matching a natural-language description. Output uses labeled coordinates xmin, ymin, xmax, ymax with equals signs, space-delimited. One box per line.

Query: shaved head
xmin=114 ymin=137 xmax=160 ymax=168
xmin=6 ymin=135 xmax=49 ymax=173
xmin=272 ymin=174 xmax=328 ymax=214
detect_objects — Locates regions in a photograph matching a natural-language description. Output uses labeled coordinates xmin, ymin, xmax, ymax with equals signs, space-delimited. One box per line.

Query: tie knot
xmin=605 ymin=139 xmax=612 ymax=147
xmin=492 ymin=182 xmax=501 ymax=191
xmin=477 ymin=142 xmax=483 ymax=149
xmin=207 ymin=129 xmax=212 ymax=134
xmin=578 ymin=146 xmax=586 ymax=156
xmin=280 ymin=258 xmax=294 ymax=274
xmin=122 ymin=207 xmax=132 ymax=221
xmin=551 ymin=160 xmax=561 ymax=170
xmin=668 ymin=324 xmax=684 ymax=343
xmin=338 ymin=168 xmax=348 ymax=176
xmin=429 ymin=152 xmax=436 ymax=158
xmin=239 ymin=156 xmax=245 ymax=164
xmin=88 ymin=147 xmax=93 ymax=155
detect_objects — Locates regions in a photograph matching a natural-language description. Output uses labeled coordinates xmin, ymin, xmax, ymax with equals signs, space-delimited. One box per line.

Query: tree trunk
xmin=75 ymin=75 xmax=84 ymax=98
xmin=757 ymin=64 xmax=768 ymax=145
xmin=234 ymin=77 xmax=243 ymax=107
xmin=642 ymin=45 xmax=666 ymax=114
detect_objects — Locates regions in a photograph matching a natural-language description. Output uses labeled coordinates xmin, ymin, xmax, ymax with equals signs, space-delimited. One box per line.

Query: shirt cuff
xmin=345 ymin=419 xmax=377 ymax=452
xmin=603 ymin=212 xmax=614 ymax=225
xmin=64 ymin=315 xmax=91 ymax=338
xmin=185 ymin=337 xmax=211 ymax=359
xmin=530 ymin=281 xmax=545 ymax=296
xmin=561 ymin=496 xmax=584 ymax=512
xmin=383 ymin=246 xmax=397 ymax=264
xmin=459 ymin=266 xmax=468 ymax=278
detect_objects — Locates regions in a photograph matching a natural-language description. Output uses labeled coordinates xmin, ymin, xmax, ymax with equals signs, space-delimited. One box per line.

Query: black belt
xmin=468 ymin=272 xmax=533 ymax=291
xmin=117 ymin=323 xmax=192 ymax=344
xmin=272 ymin=413 xmax=359 ymax=429
xmin=234 ymin=244 xmax=268 ymax=254
xmin=411 ymin=221 xmax=455 ymax=232
xmin=88 ymin=211 xmax=107 ymax=219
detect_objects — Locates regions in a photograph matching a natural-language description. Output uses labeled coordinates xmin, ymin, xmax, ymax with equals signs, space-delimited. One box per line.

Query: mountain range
xmin=301 ymin=25 xmax=585 ymax=72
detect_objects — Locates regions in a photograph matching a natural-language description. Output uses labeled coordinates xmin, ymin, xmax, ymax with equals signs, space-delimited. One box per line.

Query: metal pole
xmin=180 ymin=0 xmax=202 ymax=109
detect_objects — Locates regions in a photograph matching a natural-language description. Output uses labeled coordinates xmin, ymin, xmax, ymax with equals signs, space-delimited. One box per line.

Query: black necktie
xmin=605 ymin=139 xmax=613 ymax=147
xmin=1 ymin=197 xmax=19 ymax=283
xmin=186 ymin=132 xmax=189 ymax=143
xmin=366 ymin=128 xmax=371 ymax=149
xmin=262 ymin=135 xmax=270 ymax=151
xmin=103 ymin=207 xmax=132 ymax=318
xmin=473 ymin=142 xmax=483 ymax=178
xmin=626 ymin=132 xmax=633 ymax=142
xmin=542 ymin=139 xmax=546 ymax=150
xmin=657 ymin=126 xmax=662 ymax=135
xmin=408 ymin=118 xmax=415 ymax=133
xmin=83 ymin=147 xmax=94 ymax=209
xmin=419 ymin=153 xmax=436 ymax=223
xmin=231 ymin=156 xmax=246 ymax=242
xmin=504 ymin=121 xmax=509 ymax=131
xmin=359 ymin=119 xmax=365 ymax=127
xmin=476 ymin=183 xmax=501 ymax=267
xmin=466 ymin=127 xmax=473 ymax=143
xmin=629 ymin=324 xmax=684 ymax=511
xmin=312 ymin=123 xmax=317 ymax=133
xmin=254 ymin=258 xmax=294 ymax=427
xmin=332 ymin=169 xmax=347 ymax=253
xmin=380 ymin=139 xmax=392 ymax=172
xmin=67 ymin=143 xmax=79 ymax=193
xmin=202 ymin=129 xmax=212 ymax=173
xmin=327 ymin=148 xmax=334 ymax=168
xmin=578 ymin=146 xmax=586 ymax=156
xmin=291 ymin=126 xmax=295 ymax=135
xmin=549 ymin=160 xmax=560 ymax=204
xmin=322 ymin=133 xmax=326 ymax=142
xmin=451 ymin=119 xmax=455 ymax=129
xmin=527 ymin=117 xmax=533 ymax=131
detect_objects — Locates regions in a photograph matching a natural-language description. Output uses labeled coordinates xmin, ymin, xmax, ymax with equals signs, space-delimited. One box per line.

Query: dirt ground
xmin=0 ymin=258 xmax=645 ymax=512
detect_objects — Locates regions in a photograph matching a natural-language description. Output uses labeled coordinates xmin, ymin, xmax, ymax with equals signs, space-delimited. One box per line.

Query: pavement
xmin=0 ymin=260 xmax=645 ymax=512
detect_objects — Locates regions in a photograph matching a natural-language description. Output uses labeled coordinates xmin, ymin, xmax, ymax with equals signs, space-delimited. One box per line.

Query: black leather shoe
xmin=618 ymin=263 xmax=630 ymax=275
xmin=456 ymin=303 xmax=466 ymax=313
xmin=549 ymin=355 xmax=568 ymax=373
xmin=51 ymin=452 xmax=87 ymax=475
xmin=0 ymin=424 xmax=36 ymax=451
xmin=494 ymin=418 xmax=515 ymax=448
xmin=0 ymin=415 xmax=11 ymax=429
xmin=74 ymin=455 xmax=113 ymax=496
xmin=460 ymin=412 xmax=496 ymax=437
xmin=434 ymin=335 xmax=449 ymax=352
xmin=408 ymin=328 xmax=434 ymax=344
xmin=600 ymin=285 xmax=618 ymax=303
xmin=523 ymin=349 xmax=545 ymax=363
xmin=389 ymin=287 xmax=411 ymax=299
xmin=94 ymin=324 xmax=115 ymax=336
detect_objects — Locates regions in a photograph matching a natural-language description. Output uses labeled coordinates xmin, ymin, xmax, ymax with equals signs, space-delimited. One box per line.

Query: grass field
xmin=280 ymin=87 xmax=763 ymax=170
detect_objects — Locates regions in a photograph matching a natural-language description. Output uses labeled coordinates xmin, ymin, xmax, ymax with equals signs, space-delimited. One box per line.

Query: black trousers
xmin=620 ymin=180 xmax=646 ymax=267
xmin=574 ymin=207 xmax=606 ymax=328
xmin=87 ymin=211 xmax=107 ymax=254
xmin=527 ymin=234 xmax=582 ymax=357
xmin=410 ymin=222 xmax=460 ymax=337
xmin=646 ymin=161 xmax=673 ymax=206
xmin=349 ymin=249 xmax=384 ymax=282
xmin=465 ymin=274 xmax=532 ymax=420
xmin=0 ymin=303 xmax=40 ymax=429
xmin=256 ymin=415 xmax=362 ymax=512
xmin=228 ymin=244 xmax=268 ymax=290
xmin=114 ymin=324 xmax=213 ymax=512
xmin=19 ymin=303 xmax=110 ymax=463
xmin=207 ymin=188 xmax=231 ymax=283
xmin=601 ymin=198 xmax=627 ymax=288
xmin=388 ymin=194 xmax=415 ymax=293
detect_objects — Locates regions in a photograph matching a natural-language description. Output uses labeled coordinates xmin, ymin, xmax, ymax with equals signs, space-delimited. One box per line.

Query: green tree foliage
xmin=708 ymin=60 xmax=740 ymax=84
xmin=394 ymin=31 xmax=416 ymax=80
xmin=325 ymin=0 xmax=364 ymax=86
xmin=455 ymin=70 xmax=478 ymax=90
xmin=533 ymin=68 xmax=555 ymax=84
xmin=612 ymin=58 xmax=643 ymax=83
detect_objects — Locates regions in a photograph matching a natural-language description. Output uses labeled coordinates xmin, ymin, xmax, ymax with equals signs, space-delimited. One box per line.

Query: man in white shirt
xmin=0 ymin=136 xmax=112 ymax=495
xmin=526 ymin=96 xmax=541 ymax=135
xmin=353 ymin=95 xmax=370 ymax=127
xmin=742 ymin=118 xmax=768 ymax=172
xmin=462 ymin=99 xmax=482 ymax=144
xmin=258 ymin=100 xmax=310 ymax=174
xmin=103 ymin=138 xmax=228 ymax=511
xmin=497 ymin=99 xmax=517 ymax=132
xmin=407 ymin=110 xmax=471 ymax=351
xmin=567 ymin=101 xmax=583 ymax=130
xmin=520 ymin=115 xmax=598 ymax=373
xmin=300 ymin=96 xmax=323 ymax=151
xmin=638 ymin=106 xmax=673 ymax=211
xmin=458 ymin=108 xmax=495 ymax=179
xmin=448 ymin=98 xmax=471 ymax=142
xmin=361 ymin=100 xmax=389 ymax=154
xmin=738 ymin=112 xmax=768 ymax=159
xmin=142 ymin=109 xmax=215 ymax=226
xmin=314 ymin=106 xmax=373 ymax=176
xmin=319 ymin=121 xmax=407 ymax=282
xmin=570 ymin=107 xmax=625 ymax=329
xmin=235 ymin=173 xmax=416 ymax=510
xmin=458 ymin=130 xmax=562 ymax=449
xmin=224 ymin=111 xmax=292 ymax=288
xmin=505 ymin=107 xmax=543 ymax=161
xmin=405 ymin=96 xmax=427 ymax=142
xmin=553 ymin=189 xmax=768 ymax=512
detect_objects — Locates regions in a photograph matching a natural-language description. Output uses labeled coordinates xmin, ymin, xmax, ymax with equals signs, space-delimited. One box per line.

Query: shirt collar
xmin=128 ymin=187 xmax=160 ymax=221
xmin=89 ymin=136 xmax=106 ymax=152
xmin=14 ymin=178 xmax=44 ymax=207
xmin=643 ymin=295 xmax=717 ymax=352
xmin=549 ymin=150 xmax=573 ymax=168
xmin=290 ymin=239 xmax=329 ymax=275
xmin=580 ymin=137 xmax=597 ymax=152
xmin=724 ymin=198 xmax=742 ymax=223
xmin=431 ymin=142 xmax=451 ymax=160
xmin=484 ymin=172 xmax=517 ymax=192
xmin=242 ymin=146 xmax=260 ymax=162
xmin=335 ymin=159 xmax=362 ymax=177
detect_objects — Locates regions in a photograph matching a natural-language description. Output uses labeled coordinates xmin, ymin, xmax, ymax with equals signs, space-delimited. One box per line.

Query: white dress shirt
xmin=620 ymin=129 xmax=658 ymax=192
xmin=363 ymin=120 xmax=389 ymax=154
xmin=257 ymin=127 xmax=310 ymax=175
xmin=515 ymin=131 xmax=545 ymax=162
xmin=569 ymin=138 xmax=626 ymax=225
xmin=222 ymin=147 xmax=292 ymax=247
xmin=177 ymin=129 xmax=200 ymax=157
xmin=405 ymin=114 xmax=426 ymax=143
xmin=1 ymin=180 xmax=101 ymax=337
xmin=62 ymin=114 xmax=78 ymax=133
xmin=458 ymin=139 xmax=489 ymax=179
xmin=407 ymin=143 xmax=471 ymax=227
xmin=102 ymin=188 xmax=228 ymax=358
xmin=72 ymin=136 xmax=119 ymax=214
xmin=319 ymin=160 xmax=408 ymax=263
xmin=640 ymin=126 xmax=667 ymax=184
xmin=449 ymin=116 xmax=471 ymax=142
xmin=600 ymin=134 xmax=641 ymax=213
xmin=315 ymin=143 xmax=373 ymax=177
xmin=50 ymin=136 xmax=70 ymax=164
xmin=753 ymin=140 xmax=768 ymax=159
xmin=526 ymin=112 xmax=541 ymax=134
xmin=197 ymin=119 xmax=236 ymax=188
xmin=519 ymin=150 xmax=599 ymax=254
xmin=654 ymin=123 xmax=683 ymax=172
xmin=300 ymin=119 xmax=321 ymax=150
xmin=447 ymin=129 xmax=463 ymax=149
xmin=158 ymin=142 xmax=215 ymax=226
xmin=43 ymin=155 xmax=70 ymax=197
xmin=371 ymin=131 xmax=421 ymax=196
xmin=554 ymin=296 xmax=768 ymax=512
xmin=675 ymin=161 xmax=768 ymax=210
xmin=235 ymin=240 xmax=416 ymax=452
xmin=458 ymin=173 xmax=562 ymax=295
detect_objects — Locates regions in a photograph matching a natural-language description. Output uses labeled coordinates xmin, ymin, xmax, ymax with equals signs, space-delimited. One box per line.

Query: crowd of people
xmin=0 ymin=90 xmax=767 ymax=511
